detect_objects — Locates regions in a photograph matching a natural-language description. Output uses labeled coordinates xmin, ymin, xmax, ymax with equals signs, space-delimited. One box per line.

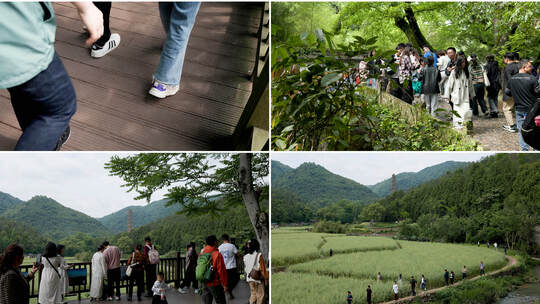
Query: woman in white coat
xmin=38 ymin=242 xmax=62 ymax=304
xmin=243 ymin=239 xmax=268 ymax=304
xmin=90 ymin=245 xmax=107 ymax=301
xmin=443 ymin=56 xmax=475 ymax=130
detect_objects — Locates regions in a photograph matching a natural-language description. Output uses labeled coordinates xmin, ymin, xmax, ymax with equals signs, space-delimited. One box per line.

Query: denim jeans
xmin=487 ymin=94 xmax=498 ymax=114
xmin=423 ymin=94 xmax=439 ymax=117
xmin=516 ymin=110 xmax=532 ymax=151
xmin=471 ymin=83 xmax=487 ymax=115
xmin=154 ymin=2 xmax=200 ymax=85
xmin=7 ymin=52 xmax=76 ymax=150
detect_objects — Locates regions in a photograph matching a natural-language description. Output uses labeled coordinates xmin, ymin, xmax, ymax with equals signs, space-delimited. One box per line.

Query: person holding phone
xmin=0 ymin=244 xmax=40 ymax=304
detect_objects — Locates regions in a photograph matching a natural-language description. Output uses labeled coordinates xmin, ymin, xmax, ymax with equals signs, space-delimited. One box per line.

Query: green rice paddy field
xmin=271 ymin=229 xmax=508 ymax=304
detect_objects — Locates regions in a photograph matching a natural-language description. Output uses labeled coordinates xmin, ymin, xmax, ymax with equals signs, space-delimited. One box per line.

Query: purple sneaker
xmin=149 ymin=80 xmax=179 ymax=98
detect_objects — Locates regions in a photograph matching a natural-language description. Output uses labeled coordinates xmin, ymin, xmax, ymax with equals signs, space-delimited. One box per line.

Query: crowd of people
xmin=344 ymin=43 xmax=540 ymax=150
xmin=0 ymin=2 xmax=200 ymax=151
xmin=0 ymin=234 xmax=269 ymax=304
xmin=345 ymin=242 xmax=506 ymax=303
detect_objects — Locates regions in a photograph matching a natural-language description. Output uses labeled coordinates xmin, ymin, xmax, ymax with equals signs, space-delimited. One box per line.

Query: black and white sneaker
xmin=502 ymin=124 xmax=517 ymax=133
xmin=54 ymin=126 xmax=71 ymax=151
xmin=91 ymin=33 xmax=121 ymax=58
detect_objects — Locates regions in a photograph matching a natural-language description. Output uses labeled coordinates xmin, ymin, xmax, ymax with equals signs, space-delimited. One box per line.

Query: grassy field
xmin=272 ymin=230 xmax=399 ymax=267
xmin=272 ymin=229 xmax=509 ymax=304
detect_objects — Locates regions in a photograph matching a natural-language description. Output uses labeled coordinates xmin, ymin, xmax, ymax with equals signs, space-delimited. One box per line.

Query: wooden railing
xmin=234 ymin=2 xmax=270 ymax=150
xmin=21 ymin=253 xmax=185 ymax=300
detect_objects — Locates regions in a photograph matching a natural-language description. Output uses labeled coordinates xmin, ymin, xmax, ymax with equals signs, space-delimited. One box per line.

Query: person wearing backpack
xmin=243 ymin=239 xmax=268 ymax=304
xmin=144 ymin=237 xmax=160 ymax=298
xmin=198 ymin=235 xmax=228 ymax=304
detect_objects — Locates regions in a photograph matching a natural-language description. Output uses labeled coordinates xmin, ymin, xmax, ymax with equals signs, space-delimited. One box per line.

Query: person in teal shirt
xmin=0 ymin=2 xmax=103 ymax=150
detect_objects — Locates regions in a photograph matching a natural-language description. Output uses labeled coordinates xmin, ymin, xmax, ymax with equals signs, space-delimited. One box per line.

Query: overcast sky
xmin=272 ymin=152 xmax=494 ymax=185
xmin=0 ymin=153 xmax=170 ymax=218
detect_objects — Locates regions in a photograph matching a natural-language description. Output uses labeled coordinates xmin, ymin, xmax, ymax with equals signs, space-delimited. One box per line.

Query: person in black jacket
xmin=420 ymin=56 xmax=442 ymax=117
xmin=485 ymin=55 xmax=502 ymax=118
xmin=0 ymin=244 xmax=40 ymax=304
xmin=505 ymin=59 xmax=540 ymax=150
xmin=502 ymin=52 xmax=521 ymax=132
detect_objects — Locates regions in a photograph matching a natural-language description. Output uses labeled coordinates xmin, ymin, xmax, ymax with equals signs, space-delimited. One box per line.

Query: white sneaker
xmin=91 ymin=33 xmax=121 ymax=58
xmin=178 ymin=287 xmax=187 ymax=294
xmin=149 ymin=80 xmax=179 ymax=98
xmin=114 ymin=296 xmax=120 ymax=301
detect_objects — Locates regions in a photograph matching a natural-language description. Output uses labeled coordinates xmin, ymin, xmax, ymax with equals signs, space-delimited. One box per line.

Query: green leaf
xmin=321 ymin=73 xmax=340 ymax=87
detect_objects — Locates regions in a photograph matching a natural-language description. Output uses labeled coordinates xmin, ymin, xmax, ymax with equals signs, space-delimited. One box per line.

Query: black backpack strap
xmin=45 ymin=257 xmax=61 ymax=279
xmin=38 ymin=2 xmax=51 ymax=21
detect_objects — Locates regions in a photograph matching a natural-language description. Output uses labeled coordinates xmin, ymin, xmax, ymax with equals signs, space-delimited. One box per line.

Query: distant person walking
xmin=494 ymin=242 xmax=498 ymax=250
xmin=449 ymin=271 xmax=455 ymax=284
xmin=244 ymin=238 xmax=268 ymax=304
xmin=480 ymin=261 xmax=485 ymax=276
xmin=346 ymin=291 xmax=352 ymax=304
xmin=200 ymin=235 xmax=228 ymax=304
xmin=178 ymin=242 xmax=198 ymax=294
xmin=38 ymin=242 xmax=62 ymax=304
xmin=90 ymin=245 xmax=107 ymax=301
xmin=461 ymin=266 xmax=467 ymax=279
xmin=144 ymin=237 xmax=160 ymax=298
xmin=420 ymin=275 xmax=426 ymax=291
xmin=366 ymin=285 xmax=372 ymax=304
xmin=0 ymin=244 xmax=40 ymax=304
xmin=444 ymin=269 xmax=449 ymax=286
xmin=392 ymin=281 xmax=399 ymax=300
xmin=377 ymin=272 xmax=382 ymax=282
xmin=56 ymin=244 xmax=72 ymax=299
xmin=219 ymin=234 xmax=239 ymax=300
xmin=103 ymin=241 xmax=121 ymax=301
xmin=149 ymin=2 xmax=201 ymax=98
xmin=410 ymin=276 xmax=417 ymax=296
xmin=127 ymin=244 xmax=146 ymax=301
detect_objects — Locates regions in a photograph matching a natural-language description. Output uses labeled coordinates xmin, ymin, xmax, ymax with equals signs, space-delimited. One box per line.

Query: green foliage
xmin=0 ymin=191 xmax=24 ymax=214
xmin=74 ymin=251 xmax=93 ymax=262
xmin=368 ymin=161 xmax=469 ymax=197
xmin=59 ymin=232 xmax=103 ymax=257
xmin=271 ymin=161 xmax=379 ymax=209
xmin=2 ymin=195 xmax=110 ymax=240
xmin=312 ymin=221 xmax=347 ymax=234
xmin=0 ymin=217 xmax=49 ymax=254
xmin=97 ymin=199 xmax=182 ymax=233
xmin=271 ymin=189 xmax=314 ymax=224
xmin=377 ymin=154 xmax=540 ymax=253
xmin=360 ymin=202 xmax=385 ymax=222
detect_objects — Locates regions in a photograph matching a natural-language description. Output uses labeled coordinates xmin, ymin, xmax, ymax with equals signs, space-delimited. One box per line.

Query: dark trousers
xmin=202 ymin=285 xmax=226 ymax=304
xmin=179 ymin=269 xmax=198 ymax=289
xmin=7 ymin=52 xmax=76 ymax=151
xmin=411 ymin=287 xmax=416 ymax=296
xmin=107 ymin=268 xmax=121 ymax=298
xmin=145 ymin=264 xmax=157 ymax=296
xmin=471 ymin=83 xmax=488 ymax=115
xmin=152 ymin=295 xmax=168 ymax=304
xmin=93 ymin=2 xmax=112 ymax=46
xmin=226 ymin=268 xmax=239 ymax=294
xmin=128 ymin=269 xmax=144 ymax=299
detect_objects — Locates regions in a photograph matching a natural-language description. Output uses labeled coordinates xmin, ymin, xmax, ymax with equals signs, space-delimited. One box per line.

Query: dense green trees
xmin=376 ymin=154 xmax=540 ymax=253
xmin=0 ymin=218 xmax=48 ymax=254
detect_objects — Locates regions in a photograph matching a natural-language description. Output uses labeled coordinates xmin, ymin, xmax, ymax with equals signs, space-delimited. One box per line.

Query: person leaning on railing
xmin=0 ymin=244 xmax=40 ymax=304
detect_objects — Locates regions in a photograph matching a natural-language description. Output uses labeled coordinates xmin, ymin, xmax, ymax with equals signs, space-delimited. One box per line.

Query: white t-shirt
xmin=393 ymin=284 xmax=399 ymax=294
xmin=218 ymin=242 xmax=238 ymax=269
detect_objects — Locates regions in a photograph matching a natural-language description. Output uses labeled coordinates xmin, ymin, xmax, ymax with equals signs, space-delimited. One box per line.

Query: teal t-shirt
xmin=0 ymin=2 xmax=56 ymax=89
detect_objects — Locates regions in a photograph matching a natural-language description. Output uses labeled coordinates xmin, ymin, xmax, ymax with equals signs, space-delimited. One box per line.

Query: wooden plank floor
xmin=67 ymin=280 xmax=251 ymax=304
xmin=0 ymin=2 xmax=264 ymax=150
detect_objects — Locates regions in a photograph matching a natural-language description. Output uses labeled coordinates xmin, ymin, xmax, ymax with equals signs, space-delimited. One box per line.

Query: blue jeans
xmin=7 ymin=52 xmax=76 ymax=150
xmin=154 ymin=2 xmax=200 ymax=85
xmin=487 ymin=95 xmax=498 ymax=114
xmin=516 ymin=110 xmax=532 ymax=151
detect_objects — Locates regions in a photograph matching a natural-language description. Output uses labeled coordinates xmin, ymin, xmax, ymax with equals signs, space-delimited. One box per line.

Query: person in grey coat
xmin=420 ymin=56 xmax=442 ymax=117
xmin=0 ymin=244 xmax=40 ymax=304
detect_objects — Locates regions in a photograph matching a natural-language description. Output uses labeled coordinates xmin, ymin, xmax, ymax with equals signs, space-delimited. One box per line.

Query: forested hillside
xmin=372 ymin=154 xmax=540 ymax=253
xmin=272 ymin=162 xmax=379 ymax=207
xmin=97 ymin=199 xmax=182 ymax=233
xmin=2 ymin=195 xmax=110 ymax=240
xmin=368 ymin=161 xmax=470 ymax=197
xmin=0 ymin=218 xmax=49 ymax=254
xmin=0 ymin=191 xmax=24 ymax=214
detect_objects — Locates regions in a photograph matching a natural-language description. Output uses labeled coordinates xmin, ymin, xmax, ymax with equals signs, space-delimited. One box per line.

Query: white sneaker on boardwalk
xmin=178 ymin=287 xmax=187 ymax=294
xmin=149 ymin=80 xmax=179 ymax=98
xmin=91 ymin=33 xmax=121 ymax=58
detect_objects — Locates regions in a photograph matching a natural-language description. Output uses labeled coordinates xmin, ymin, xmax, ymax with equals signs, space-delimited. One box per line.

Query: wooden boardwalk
xmin=0 ymin=2 xmax=265 ymax=150
xmin=67 ymin=280 xmax=252 ymax=304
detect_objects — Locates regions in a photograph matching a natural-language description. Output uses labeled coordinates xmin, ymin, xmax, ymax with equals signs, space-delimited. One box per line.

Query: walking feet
xmin=502 ymin=124 xmax=518 ymax=133
xmin=91 ymin=33 xmax=121 ymax=58
xmin=54 ymin=126 xmax=71 ymax=151
xmin=148 ymin=79 xmax=179 ymax=99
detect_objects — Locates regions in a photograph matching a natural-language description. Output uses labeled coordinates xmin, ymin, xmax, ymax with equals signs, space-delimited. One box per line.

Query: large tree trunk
xmin=394 ymin=6 xmax=432 ymax=51
xmin=238 ymin=153 xmax=269 ymax=262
